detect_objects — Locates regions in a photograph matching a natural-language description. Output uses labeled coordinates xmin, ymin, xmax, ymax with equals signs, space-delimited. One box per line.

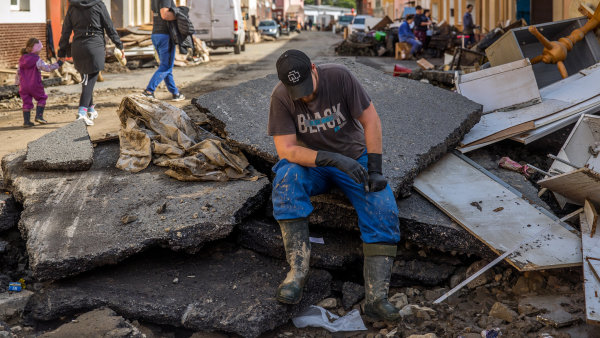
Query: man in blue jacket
xmin=398 ymin=14 xmax=422 ymax=59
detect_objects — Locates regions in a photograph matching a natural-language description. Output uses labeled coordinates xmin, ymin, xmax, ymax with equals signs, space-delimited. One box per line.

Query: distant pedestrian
xmin=58 ymin=0 xmax=124 ymax=126
xmin=463 ymin=4 xmax=478 ymax=47
xmin=17 ymin=38 xmax=62 ymax=127
xmin=413 ymin=6 xmax=429 ymax=45
xmin=142 ymin=0 xmax=185 ymax=102
xmin=398 ymin=14 xmax=422 ymax=59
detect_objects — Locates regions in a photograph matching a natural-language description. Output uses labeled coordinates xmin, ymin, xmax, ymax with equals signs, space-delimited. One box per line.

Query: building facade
xmin=0 ymin=0 xmax=48 ymax=67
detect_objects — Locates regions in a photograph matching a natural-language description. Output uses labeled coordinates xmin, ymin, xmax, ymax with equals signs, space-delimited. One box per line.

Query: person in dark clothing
xmin=413 ymin=5 xmax=429 ymax=45
xmin=142 ymin=0 xmax=185 ymax=101
xmin=463 ymin=4 xmax=477 ymax=47
xmin=58 ymin=0 xmax=123 ymax=126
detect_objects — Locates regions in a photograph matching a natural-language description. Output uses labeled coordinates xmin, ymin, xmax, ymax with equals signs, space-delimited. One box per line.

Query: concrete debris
xmin=0 ymin=194 xmax=19 ymax=233
xmin=236 ymin=219 xmax=362 ymax=271
xmin=0 ymin=291 xmax=33 ymax=322
xmin=341 ymin=282 xmax=364 ymax=310
xmin=193 ymin=58 xmax=482 ymax=197
xmin=39 ymin=308 xmax=145 ymax=338
xmin=489 ymin=302 xmax=518 ymax=323
xmin=2 ymin=142 xmax=269 ymax=281
xmin=23 ymin=119 xmax=93 ymax=171
xmin=27 ymin=245 xmax=332 ymax=338
xmin=465 ymin=260 xmax=494 ymax=289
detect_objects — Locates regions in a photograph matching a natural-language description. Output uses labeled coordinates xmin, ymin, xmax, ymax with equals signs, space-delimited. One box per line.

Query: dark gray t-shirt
xmin=152 ymin=0 xmax=174 ymax=34
xmin=268 ymin=64 xmax=371 ymax=160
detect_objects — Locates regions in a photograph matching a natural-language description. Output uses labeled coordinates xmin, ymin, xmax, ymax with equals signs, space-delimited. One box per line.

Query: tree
xmin=304 ymin=0 xmax=356 ymax=8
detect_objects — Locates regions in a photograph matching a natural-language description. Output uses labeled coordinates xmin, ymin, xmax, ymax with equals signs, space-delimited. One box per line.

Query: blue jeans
xmin=400 ymin=37 xmax=422 ymax=56
xmin=146 ymin=34 xmax=179 ymax=94
xmin=271 ymin=154 xmax=400 ymax=244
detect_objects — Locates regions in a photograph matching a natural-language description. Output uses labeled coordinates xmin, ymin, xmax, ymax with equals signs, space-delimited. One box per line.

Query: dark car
xmin=258 ymin=20 xmax=280 ymax=38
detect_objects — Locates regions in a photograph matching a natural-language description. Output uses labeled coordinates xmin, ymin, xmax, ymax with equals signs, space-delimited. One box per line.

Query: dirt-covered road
xmin=0 ymin=31 xmax=342 ymax=159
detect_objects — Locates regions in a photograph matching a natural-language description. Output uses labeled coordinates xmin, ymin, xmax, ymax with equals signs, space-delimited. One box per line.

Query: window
xmin=11 ymin=0 xmax=31 ymax=11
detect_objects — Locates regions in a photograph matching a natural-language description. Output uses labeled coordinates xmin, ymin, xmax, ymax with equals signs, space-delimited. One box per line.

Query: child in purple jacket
xmin=17 ymin=38 xmax=62 ymax=127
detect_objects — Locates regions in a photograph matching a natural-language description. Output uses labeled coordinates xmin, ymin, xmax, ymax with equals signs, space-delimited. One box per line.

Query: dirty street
xmin=1 ymin=1 xmax=600 ymax=338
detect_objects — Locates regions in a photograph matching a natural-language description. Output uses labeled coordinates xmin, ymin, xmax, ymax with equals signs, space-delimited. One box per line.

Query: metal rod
xmin=547 ymin=154 xmax=582 ymax=169
xmin=433 ymin=228 xmax=548 ymax=304
xmin=527 ymin=163 xmax=553 ymax=177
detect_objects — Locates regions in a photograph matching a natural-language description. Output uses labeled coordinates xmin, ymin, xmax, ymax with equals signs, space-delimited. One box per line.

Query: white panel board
xmin=581 ymin=213 xmax=600 ymax=325
xmin=457 ymin=59 xmax=541 ymax=113
xmin=413 ymin=153 xmax=582 ymax=271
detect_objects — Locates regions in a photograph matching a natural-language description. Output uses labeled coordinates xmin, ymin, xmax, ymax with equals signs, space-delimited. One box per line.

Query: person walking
xmin=58 ymin=0 xmax=124 ymax=126
xmin=413 ymin=6 xmax=429 ymax=45
xmin=142 ymin=0 xmax=185 ymax=101
xmin=17 ymin=38 xmax=63 ymax=127
xmin=398 ymin=15 xmax=422 ymax=59
xmin=463 ymin=4 xmax=477 ymax=47
xmin=268 ymin=50 xmax=401 ymax=322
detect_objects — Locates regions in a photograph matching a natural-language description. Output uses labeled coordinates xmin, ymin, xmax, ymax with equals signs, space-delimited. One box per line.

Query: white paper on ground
xmin=309 ymin=237 xmax=325 ymax=244
xmin=292 ymin=305 xmax=367 ymax=332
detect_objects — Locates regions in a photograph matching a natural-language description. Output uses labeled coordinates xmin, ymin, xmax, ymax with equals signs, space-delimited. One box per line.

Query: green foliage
xmin=304 ymin=0 xmax=356 ymax=8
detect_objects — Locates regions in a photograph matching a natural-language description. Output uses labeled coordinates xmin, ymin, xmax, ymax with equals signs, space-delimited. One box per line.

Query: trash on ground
xmin=292 ymin=305 xmax=367 ymax=333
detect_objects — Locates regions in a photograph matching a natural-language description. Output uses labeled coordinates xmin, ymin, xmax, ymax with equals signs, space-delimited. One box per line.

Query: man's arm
xmin=273 ymin=134 xmax=318 ymax=167
xmin=357 ymin=102 xmax=387 ymax=192
xmin=160 ymin=7 xmax=176 ymax=21
xmin=357 ymin=102 xmax=382 ymax=154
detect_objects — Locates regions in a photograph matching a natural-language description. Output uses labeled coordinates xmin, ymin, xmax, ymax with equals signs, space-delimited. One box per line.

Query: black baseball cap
xmin=276 ymin=49 xmax=313 ymax=100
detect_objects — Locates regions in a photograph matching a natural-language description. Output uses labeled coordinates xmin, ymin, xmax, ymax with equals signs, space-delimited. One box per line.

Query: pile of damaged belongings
xmin=452 ymin=8 xmax=600 ymax=325
xmin=0 ymin=57 xmax=597 ymax=336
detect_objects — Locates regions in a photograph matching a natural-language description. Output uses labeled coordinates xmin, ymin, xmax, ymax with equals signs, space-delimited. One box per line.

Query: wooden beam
xmin=585 ymin=199 xmax=599 ymax=238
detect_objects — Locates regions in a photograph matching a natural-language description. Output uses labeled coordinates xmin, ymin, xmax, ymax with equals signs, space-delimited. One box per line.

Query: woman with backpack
xmin=58 ymin=0 xmax=124 ymax=126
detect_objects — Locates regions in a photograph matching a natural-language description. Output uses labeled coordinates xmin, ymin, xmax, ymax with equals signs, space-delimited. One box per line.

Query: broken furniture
xmin=456 ymin=59 xmax=540 ymax=113
xmin=459 ymin=63 xmax=600 ymax=152
xmin=486 ymin=17 xmax=600 ymax=89
xmin=540 ymin=114 xmax=600 ymax=207
xmin=527 ymin=5 xmax=600 ymax=79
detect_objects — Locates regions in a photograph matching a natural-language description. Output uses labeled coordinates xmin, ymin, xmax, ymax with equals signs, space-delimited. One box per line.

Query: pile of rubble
xmin=2 ymin=26 xmax=600 ymax=336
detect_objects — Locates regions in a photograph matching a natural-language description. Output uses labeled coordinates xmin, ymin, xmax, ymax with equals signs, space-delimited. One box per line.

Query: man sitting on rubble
xmin=398 ymin=14 xmax=422 ymax=59
xmin=268 ymin=50 xmax=401 ymax=321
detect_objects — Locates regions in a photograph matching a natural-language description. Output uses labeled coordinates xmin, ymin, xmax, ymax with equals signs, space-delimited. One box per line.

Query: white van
xmin=189 ymin=0 xmax=246 ymax=54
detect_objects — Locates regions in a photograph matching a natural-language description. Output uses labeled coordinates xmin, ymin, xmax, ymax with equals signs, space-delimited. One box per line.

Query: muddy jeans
xmin=271 ymin=153 xmax=400 ymax=244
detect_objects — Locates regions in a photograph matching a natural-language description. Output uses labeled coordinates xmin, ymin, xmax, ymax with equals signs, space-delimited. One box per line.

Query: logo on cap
xmin=288 ymin=70 xmax=301 ymax=83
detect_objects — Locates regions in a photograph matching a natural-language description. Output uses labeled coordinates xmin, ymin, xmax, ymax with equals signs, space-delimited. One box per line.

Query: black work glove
xmin=316 ymin=151 xmax=368 ymax=190
xmin=367 ymin=153 xmax=388 ymax=192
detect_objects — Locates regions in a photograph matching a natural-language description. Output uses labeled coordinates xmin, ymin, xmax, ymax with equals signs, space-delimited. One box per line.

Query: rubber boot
xmin=362 ymin=243 xmax=401 ymax=322
xmin=23 ymin=111 xmax=34 ymax=127
xmin=35 ymin=106 xmax=47 ymax=124
xmin=276 ymin=218 xmax=311 ymax=304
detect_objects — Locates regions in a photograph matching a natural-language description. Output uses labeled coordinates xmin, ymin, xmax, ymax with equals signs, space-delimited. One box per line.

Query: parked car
xmin=258 ymin=20 xmax=281 ymax=38
xmin=336 ymin=14 xmax=354 ymax=31
xmin=350 ymin=15 xmax=380 ymax=33
xmin=189 ymin=0 xmax=246 ymax=54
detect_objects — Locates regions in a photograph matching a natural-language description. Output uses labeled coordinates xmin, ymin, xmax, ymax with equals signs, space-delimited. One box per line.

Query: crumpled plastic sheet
xmin=292 ymin=305 xmax=367 ymax=333
xmin=116 ymin=94 xmax=263 ymax=181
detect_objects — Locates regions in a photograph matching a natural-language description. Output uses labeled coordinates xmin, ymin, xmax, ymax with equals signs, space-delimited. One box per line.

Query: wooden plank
xmin=413 ymin=153 xmax=582 ymax=271
xmin=580 ymin=213 xmax=600 ymax=325
xmin=461 ymin=99 xmax=571 ymax=145
xmin=539 ymin=168 xmax=600 ymax=206
xmin=585 ymin=199 xmax=599 ymax=238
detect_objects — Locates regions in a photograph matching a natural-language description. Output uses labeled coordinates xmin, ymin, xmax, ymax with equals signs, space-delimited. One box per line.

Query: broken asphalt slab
xmin=2 ymin=142 xmax=270 ymax=281
xmin=27 ymin=245 xmax=332 ymax=338
xmin=23 ymin=119 xmax=94 ymax=171
xmin=237 ymin=218 xmax=362 ymax=270
xmin=193 ymin=57 xmax=482 ymax=197
xmin=308 ymin=191 xmax=493 ymax=257
xmin=0 ymin=193 xmax=19 ymax=233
